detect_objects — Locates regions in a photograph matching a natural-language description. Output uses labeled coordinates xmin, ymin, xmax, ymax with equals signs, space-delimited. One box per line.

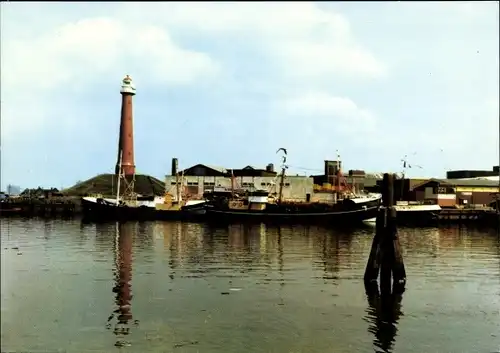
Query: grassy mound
xmin=63 ymin=173 xmax=165 ymax=197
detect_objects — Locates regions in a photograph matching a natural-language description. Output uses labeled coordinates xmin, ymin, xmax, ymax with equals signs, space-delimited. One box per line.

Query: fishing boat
xmin=205 ymin=190 xmax=381 ymax=224
xmin=204 ymin=150 xmax=381 ymax=224
xmin=363 ymin=156 xmax=443 ymax=226
xmin=394 ymin=201 xmax=442 ymax=225
xmin=81 ymin=195 xmax=206 ymax=221
xmin=81 ymin=154 xmax=206 ymax=222
xmin=366 ymin=156 xmax=442 ymax=225
xmin=364 ymin=201 xmax=442 ymax=226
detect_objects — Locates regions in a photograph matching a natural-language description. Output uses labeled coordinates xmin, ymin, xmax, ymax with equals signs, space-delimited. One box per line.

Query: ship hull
xmin=81 ymin=197 xmax=206 ymax=222
xmin=205 ymin=200 xmax=380 ymax=225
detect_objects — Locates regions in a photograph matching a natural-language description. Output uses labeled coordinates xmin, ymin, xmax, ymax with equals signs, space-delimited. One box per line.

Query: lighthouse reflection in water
xmin=106 ymin=222 xmax=138 ymax=347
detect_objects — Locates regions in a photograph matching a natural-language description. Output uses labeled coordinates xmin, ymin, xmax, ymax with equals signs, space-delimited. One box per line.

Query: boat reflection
xmin=106 ymin=222 xmax=138 ymax=348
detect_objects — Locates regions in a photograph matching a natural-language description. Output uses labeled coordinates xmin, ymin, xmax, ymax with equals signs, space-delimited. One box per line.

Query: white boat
xmin=81 ymin=153 xmax=206 ymax=221
xmin=363 ymin=201 xmax=442 ymax=225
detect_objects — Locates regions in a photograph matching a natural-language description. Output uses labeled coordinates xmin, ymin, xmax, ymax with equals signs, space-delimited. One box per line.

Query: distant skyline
xmin=1 ymin=2 xmax=499 ymax=189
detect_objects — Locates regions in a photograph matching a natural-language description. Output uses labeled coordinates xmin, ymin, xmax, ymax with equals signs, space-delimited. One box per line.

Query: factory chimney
xmin=115 ymin=75 xmax=136 ymax=176
xmin=171 ymin=158 xmax=178 ymax=176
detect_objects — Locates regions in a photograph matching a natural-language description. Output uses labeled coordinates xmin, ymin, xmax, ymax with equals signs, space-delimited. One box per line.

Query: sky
xmin=1 ymin=1 xmax=499 ymax=190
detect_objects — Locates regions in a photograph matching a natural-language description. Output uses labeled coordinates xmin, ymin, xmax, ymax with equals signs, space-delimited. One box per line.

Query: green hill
xmin=63 ymin=173 xmax=165 ymax=197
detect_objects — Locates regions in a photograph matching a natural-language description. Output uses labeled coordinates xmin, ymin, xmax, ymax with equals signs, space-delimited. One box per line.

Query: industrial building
xmin=165 ymin=159 xmax=376 ymax=203
xmin=165 ymin=162 xmax=316 ymax=202
xmin=409 ymin=178 xmax=499 ymax=208
xmin=381 ymin=177 xmax=432 ymax=202
xmin=446 ymin=166 xmax=499 ymax=179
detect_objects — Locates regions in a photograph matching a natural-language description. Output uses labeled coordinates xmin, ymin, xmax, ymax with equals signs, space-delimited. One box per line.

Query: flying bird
xmin=276 ymin=148 xmax=288 ymax=165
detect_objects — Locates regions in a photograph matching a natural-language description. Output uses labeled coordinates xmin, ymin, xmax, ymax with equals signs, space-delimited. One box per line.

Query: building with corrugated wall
xmin=446 ymin=166 xmax=499 ymax=179
xmin=411 ymin=178 xmax=499 ymax=207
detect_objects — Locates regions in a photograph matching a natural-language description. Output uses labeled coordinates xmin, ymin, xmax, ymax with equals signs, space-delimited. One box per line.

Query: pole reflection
xmin=365 ymin=279 xmax=404 ymax=352
xmin=106 ymin=222 xmax=138 ymax=348
xmin=320 ymin=231 xmax=341 ymax=281
xmin=276 ymin=226 xmax=285 ymax=306
xmin=168 ymin=222 xmax=182 ymax=281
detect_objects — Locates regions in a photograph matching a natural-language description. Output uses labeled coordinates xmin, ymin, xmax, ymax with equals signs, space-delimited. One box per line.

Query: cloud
xmin=120 ymin=2 xmax=387 ymax=81
xmin=276 ymin=91 xmax=376 ymax=134
xmin=0 ymin=2 xmax=497 ymax=188
xmin=1 ymin=2 xmax=384 ymax=148
xmin=1 ymin=15 xmax=219 ymax=137
xmin=3 ymin=17 xmax=218 ymax=92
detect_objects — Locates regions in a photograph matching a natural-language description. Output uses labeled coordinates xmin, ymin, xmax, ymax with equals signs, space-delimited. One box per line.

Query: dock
xmin=439 ymin=208 xmax=496 ymax=221
xmin=0 ymin=197 xmax=80 ymax=218
xmin=1 ymin=196 xmax=499 ymax=227
xmin=438 ymin=208 xmax=499 ymax=224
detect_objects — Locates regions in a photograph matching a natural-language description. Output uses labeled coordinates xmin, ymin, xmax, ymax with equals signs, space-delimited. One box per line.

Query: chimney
xmin=171 ymin=158 xmax=178 ymax=176
xmin=324 ymin=160 xmax=336 ymax=177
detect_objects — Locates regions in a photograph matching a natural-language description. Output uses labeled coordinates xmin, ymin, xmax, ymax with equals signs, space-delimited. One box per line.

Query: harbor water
xmin=1 ymin=219 xmax=499 ymax=353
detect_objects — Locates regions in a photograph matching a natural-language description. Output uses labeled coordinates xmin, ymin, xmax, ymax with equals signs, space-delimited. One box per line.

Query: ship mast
xmin=335 ymin=150 xmax=341 ymax=198
xmin=497 ymin=141 xmax=500 ymax=217
xmin=400 ymin=153 xmax=421 ymax=201
xmin=116 ymin=151 xmax=123 ymax=204
xmin=115 ymin=150 xmax=136 ymax=205
xmin=181 ymin=171 xmax=185 ymax=201
xmin=175 ymin=160 xmax=184 ymax=204
xmin=276 ymin=148 xmax=288 ymax=204
xmin=175 ymin=169 xmax=181 ymax=203
xmin=231 ymin=169 xmax=235 ymax=197
xmin=278 ymin=167 xmax=285 ymax=204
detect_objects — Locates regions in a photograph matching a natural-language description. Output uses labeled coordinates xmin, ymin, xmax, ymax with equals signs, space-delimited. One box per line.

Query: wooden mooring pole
xmin=364 ymin=173 xmax=406 ymax=294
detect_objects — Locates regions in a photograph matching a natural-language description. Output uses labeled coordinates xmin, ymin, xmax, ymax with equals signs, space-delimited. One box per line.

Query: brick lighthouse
xmin=115 ymin=75 xmax=136 ymax=176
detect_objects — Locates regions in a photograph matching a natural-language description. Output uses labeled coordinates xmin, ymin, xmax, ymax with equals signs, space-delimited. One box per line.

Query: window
xmin=284 ymin=183 xmax=290 ymax=187
xmin=187 ymin=181 xmax=199 ymax=186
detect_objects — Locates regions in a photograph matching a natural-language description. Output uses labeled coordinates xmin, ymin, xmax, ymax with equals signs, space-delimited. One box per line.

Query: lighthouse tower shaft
xmin=115 ymin=75 xmax=136 ymax=176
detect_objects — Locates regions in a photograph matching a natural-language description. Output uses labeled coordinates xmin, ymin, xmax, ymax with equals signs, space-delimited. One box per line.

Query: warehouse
xmin=411 ymin=178 xmax=499 ymax=208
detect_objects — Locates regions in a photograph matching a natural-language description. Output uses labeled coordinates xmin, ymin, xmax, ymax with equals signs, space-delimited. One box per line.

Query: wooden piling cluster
xmin=364 ymin=173 xmax=406 ymax=294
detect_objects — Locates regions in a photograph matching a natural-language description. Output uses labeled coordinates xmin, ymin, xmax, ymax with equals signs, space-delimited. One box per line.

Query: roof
xmin=183 ymin=164 xmax=227 ymax=174
xmin=412 ymin=178 xmax=499 ymax=189
xmin=453 ymin=176 xmax=499 ymax=182
xmin=445 ymin=178 xmax=499 ymax=187
xmin=204 ymin=165 xmax=227 ymax=174
xmin=365 ymin=173 xmax=384 ymax=179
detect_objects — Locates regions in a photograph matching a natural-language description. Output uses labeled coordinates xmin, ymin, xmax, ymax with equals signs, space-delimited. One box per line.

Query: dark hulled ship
xmin=81 ymin=194 xmax=206 ymax=222
xmin=203 ymin=150 xmax=381 ymax=225
xmin=204 ymin=188 xmax=381 ymax=224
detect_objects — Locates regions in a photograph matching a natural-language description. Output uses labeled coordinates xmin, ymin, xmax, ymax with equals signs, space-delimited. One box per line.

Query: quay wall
xmin=0 ymin=197 xmax=82 ymax=217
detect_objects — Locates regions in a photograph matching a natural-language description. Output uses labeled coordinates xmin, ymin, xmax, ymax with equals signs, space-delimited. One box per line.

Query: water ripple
xmin=1 ymin=219 xmax=499 ymax=353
